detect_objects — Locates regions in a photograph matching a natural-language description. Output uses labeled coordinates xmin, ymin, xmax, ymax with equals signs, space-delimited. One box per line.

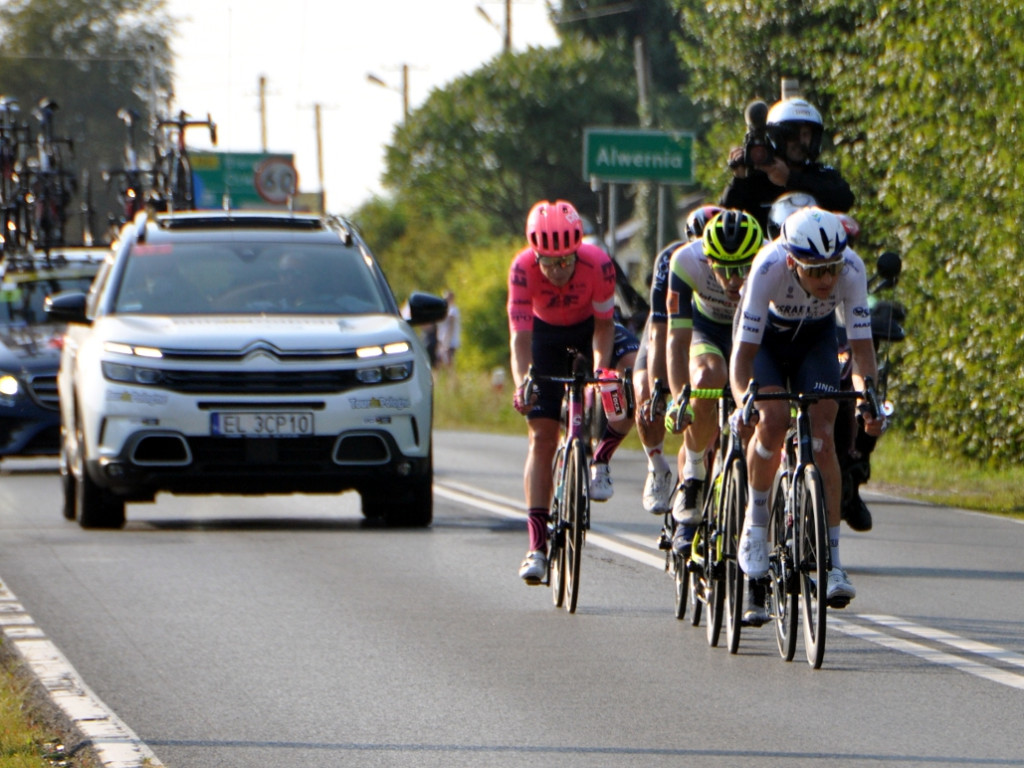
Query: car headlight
xmin=0 ymin=374 xmax=20 ymax=397
xmin=102 ymin=361 xmax=165 ymax=385
xmin=355 ymin=360 xmax=413 ymax=384
xmin=354 ymin=341 xmax=413 ymax=383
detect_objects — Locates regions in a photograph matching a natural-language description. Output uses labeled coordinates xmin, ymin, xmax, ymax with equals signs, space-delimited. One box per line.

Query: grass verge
xmin=0 ymin=649 xmax=97 ymax=767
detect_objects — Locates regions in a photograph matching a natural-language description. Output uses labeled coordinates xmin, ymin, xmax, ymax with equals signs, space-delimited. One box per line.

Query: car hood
xmin=0 ymin=324 xmax=63 ymax=371
xmin=93 ymin=313 xmax=417 ymax=354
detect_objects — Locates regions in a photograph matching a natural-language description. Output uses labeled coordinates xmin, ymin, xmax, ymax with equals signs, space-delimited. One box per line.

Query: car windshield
xmin=113 ymin=242 xmax=390 ymax=315
xmin=0 ymin=273 xmax=98 ymax=327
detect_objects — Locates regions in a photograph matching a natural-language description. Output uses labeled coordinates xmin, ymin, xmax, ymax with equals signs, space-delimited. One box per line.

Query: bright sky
xmin=167 ymin=0 xmax=560 ymax=214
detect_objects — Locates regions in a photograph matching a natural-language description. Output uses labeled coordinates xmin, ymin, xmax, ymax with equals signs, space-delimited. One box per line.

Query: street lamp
xmin=476 ymin=2 xmax=511 ymax=53
xmin=366 ymin=65 xmax=409 ymax=122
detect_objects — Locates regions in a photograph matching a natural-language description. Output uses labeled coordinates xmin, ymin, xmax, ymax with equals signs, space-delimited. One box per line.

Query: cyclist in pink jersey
xmin=509 ymin=199 xmax=629 ymax=584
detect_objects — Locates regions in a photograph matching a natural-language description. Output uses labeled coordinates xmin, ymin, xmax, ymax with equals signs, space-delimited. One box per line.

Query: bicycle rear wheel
xmin=798 ymin=464 xmax=828 ymax=668
xmin=768 ymin=470 xmax=798 ymax=661
xmin=563 ymin=438 xmax=588 ymax=614
xmin=724 ymin=456 xmax=747 ymax=654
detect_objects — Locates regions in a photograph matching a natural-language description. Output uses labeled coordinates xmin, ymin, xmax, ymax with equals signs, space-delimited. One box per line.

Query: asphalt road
xmin=0 ymin=429 xmax=1022 ymax=767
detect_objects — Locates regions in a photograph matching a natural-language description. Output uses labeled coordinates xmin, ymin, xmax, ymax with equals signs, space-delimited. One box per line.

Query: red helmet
xmin=526 ymin=200 xmax=583 ymax=257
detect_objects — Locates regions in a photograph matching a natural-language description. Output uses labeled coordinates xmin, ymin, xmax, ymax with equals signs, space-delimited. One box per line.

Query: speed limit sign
xmin=254 ymin=157 xmax=298 ymax=204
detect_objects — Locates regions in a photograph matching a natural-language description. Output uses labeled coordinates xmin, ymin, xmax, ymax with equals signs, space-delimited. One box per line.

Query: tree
xmin=381 ymin=39 xmax=638 ymax=236
xmin=672 ymin=0 xmax=1024 ymax=464
xmin=0 ymin=0 xmax=173 ymax=245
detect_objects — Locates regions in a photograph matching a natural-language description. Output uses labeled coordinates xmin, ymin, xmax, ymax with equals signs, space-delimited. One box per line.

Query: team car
xmin=45 ymin=210 xmax=447 ymax=529
xmin=0 ymin=251 xmax=103 ymax=459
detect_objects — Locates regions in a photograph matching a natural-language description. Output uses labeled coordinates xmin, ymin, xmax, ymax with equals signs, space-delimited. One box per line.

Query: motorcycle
xmin=835 ymin=249 xmax=905 ymax=531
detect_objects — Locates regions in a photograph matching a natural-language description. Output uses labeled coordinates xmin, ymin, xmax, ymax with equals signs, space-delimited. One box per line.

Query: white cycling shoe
xmin=737 ymin=525 xmax=769 ymax=579
xmin=590 ymin=462 xmax=614 ymax=501
xmin=518 ymin=550 xmax=547 ymax=585
xmin=826 ymin=568 xmax=856 ymax=607
xmin=642 ymin=469 xmax=673 ymax=514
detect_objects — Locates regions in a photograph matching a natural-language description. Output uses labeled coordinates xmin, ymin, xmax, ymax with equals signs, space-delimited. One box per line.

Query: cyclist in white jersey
xmin=730 ymin=207 xmax=886 ymax=606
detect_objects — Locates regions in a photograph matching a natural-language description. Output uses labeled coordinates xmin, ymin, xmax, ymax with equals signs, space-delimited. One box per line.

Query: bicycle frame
xmin=524 ymin=360 xmax=634 ymax=613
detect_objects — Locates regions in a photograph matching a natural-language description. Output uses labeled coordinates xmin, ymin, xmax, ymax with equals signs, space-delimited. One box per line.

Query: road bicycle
xmin=28 ymin=99 xmax=77 ymax=250
xmin=102 ymin=108 xmax=149 ymax=237
xmin=523 ymin=358 xmax=634 ymax=613
xmin=745 ymin=379 xmax=879 ymax=669
xmin=662 ymin=385 xmax=746 ymax=652
xmin=0 ymin=96 xmax=30 ymax=256
xmin=152 ymin=110 xmax=217 ymax=210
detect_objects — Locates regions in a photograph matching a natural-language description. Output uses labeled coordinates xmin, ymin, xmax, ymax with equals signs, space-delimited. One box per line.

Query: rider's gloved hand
xmin=513 ymin=383 xmax=535 ymax=415
xmin=665 ymin=397 xmax=692 ymax=434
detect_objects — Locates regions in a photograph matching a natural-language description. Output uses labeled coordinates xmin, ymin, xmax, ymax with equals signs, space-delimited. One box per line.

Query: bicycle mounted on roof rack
xmin=149 ymin=110 xmax=217 ymax=212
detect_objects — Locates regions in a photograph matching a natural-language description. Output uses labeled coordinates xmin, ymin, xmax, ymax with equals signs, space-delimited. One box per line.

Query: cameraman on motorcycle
xmin=720 ymin=96 xmax=854 ymax=232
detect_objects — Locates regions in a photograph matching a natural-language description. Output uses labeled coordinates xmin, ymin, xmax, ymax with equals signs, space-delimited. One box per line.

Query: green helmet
xmin=702 ymin=209 xmax=764 ymax=265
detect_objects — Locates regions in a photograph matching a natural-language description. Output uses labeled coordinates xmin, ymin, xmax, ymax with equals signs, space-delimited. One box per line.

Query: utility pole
xmin=504 ymin=0 xmax=512 ymax=53
xmin=259 ymin=74 xmax=268 ymax=151
xmin=314 ymin=102 xmax=325 ymax=212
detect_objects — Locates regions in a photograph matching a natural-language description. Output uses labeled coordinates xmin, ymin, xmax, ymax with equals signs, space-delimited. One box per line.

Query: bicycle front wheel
xmin=704 ymin=472 xmax=726 ymax=645
xmin=563 ymin=438 xmax=588 ymax=613
xmin=549 ymin=446 xmax=567 ymax=608
xmin=768 ymin=470 xmax=798 ymax=661
xmin=798 ymin=464 xmax=828 ymax=669
xmin=724 ymin=456 xmax=747 ymax=654
xmin=673 ymin=549 xmax=690 ymax=621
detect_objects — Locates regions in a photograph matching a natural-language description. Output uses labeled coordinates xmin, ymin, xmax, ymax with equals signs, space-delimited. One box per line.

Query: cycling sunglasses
xmin=535 ymin=253 xmax=577 ymax=269
xmin=712 ymin=264 xmax=750 ymax=280
xmin=791 ymin=257 xmax=845 ymax=277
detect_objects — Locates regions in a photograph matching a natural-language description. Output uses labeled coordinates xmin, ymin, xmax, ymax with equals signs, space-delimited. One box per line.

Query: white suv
xmin=46 ymin=211 xmax=447 ymax=529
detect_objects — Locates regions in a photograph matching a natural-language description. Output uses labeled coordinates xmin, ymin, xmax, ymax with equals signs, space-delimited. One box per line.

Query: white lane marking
xmin=831 ymin=617 xmax=1024 ymax=691
xmin=436 ymin=482 xmax=664 ymax=569
xmin=858 ymin=614 xmax=1024 ymax=670
xmin=438 ymin=481 xmax=1024 ymax=690
xmin=0 ymin=585 xmax=164 ymax=768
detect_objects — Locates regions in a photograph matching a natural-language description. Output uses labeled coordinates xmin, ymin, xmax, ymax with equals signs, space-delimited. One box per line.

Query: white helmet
xmin=767 ymin=192 xmax=818 ymax=240
xmin=767 ymin=98 xmax=824 ymax=159
xmin=781 ymin=207 xmax=847 ymax=262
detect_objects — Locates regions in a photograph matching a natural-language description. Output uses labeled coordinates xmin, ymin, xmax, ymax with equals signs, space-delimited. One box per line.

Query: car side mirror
xmin=406 ymin=291 xmax=448 ymax=326
xmin=44 ymin=291 xmax=89 ymax=324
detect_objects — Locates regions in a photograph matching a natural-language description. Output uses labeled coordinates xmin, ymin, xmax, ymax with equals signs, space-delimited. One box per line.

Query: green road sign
xmin=190 ymin=151 xmax=298 ymax=209
xmin=584 ymin=128 xmax=695 ymax=184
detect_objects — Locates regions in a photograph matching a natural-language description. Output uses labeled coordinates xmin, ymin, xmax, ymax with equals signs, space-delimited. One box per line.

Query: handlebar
xmin=523 ymin=364 xmax=636 ymax=421
xmin=158 ymin=110 xmax=218 ymax=146
xmin=742 ymin=377 xmax=881 ymax=421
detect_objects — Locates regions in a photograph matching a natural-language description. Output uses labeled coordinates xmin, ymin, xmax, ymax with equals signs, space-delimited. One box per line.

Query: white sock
xmin=829 ymin=526 xmax=841 ymax=569
xmin=684 ymin=448 xmax=706 ymax=482
xmin=645 ymin=444 xmax=670 ymax=474
xmin=746 ymin=488 xmax=770 ymax=527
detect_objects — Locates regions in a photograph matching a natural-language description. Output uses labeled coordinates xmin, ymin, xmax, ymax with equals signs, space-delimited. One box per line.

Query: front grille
xmin=160 ymin=369 xmax=361 ymax=395
xmin=188 ymin=436 xmax=338 ymax=468
xmin=28 ymin=374 xmax=59 ymax=410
